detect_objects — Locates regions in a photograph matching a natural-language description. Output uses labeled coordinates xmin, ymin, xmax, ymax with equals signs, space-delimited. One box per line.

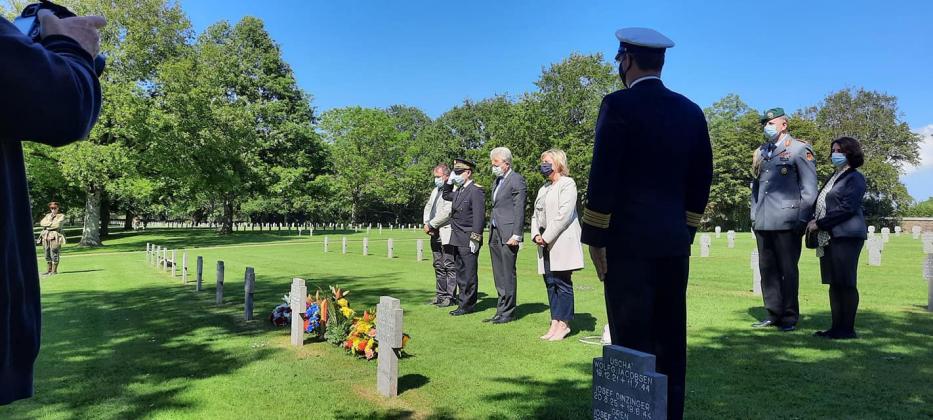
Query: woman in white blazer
xmin=531 ymin=149 xmax=585 ymax=341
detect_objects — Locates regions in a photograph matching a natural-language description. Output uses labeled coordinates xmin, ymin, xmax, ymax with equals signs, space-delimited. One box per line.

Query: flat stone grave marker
xmin=727 ymin=230 xmax=735 ymax=248
xmin=416 ymin=239 xmax=424 ymax=261
xmin=700 ymin=234 xmax=710 ymax=257
xmin=376 ymin=296 xmax=404 ymax=397
xmin=388 ymin=238 xmax=394 ymax=258
xmin=592 ymin=345 xmax=668 ymax=420
xmin=216 ymin=261 xmax=225 ymax=305
xmin=751 ymin=250 xmax=761 ymax=295
xmin=715 ymin=226 xmax=721 ymax=238
xmin=868 ymin=237 xmax=882 ymax=266
xmin=290 ymin=278 xmax=307 ymax=346
xmin=244 ymin=267 xmax=255 ymax=321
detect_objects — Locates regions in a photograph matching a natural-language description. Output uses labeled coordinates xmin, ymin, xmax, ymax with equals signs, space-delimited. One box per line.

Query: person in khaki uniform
xmin=38 ymin=202 xmax=66 ymax=275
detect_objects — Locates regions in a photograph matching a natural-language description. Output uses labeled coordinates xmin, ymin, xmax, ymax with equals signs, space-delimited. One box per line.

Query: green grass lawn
xmin=4 ymin=229 xmax=932 ymax=419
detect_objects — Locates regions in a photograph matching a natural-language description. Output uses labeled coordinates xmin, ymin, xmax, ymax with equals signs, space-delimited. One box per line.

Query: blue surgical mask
xmin=491 ymin=165 xmax=504 ymax=177
xmin=831 ymin=152 xmax=847 ymax=167
xmin=434 ymin=177 xmax=444 ymax=188
xmin=540 ymin=162 xmax=554 ymax=176
xmin=763 ymin=124 xmax=779 ymax=140
xmin=451 ymin=173 xmax=465 ymax=186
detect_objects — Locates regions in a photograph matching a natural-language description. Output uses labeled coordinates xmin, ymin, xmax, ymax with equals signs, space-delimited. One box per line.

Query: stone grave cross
xmin=592 ymin=345 xmax=668 ymax=420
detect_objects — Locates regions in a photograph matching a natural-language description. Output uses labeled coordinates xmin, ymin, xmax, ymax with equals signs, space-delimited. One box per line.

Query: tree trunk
xmin=220 ymin=197 xmax=234 ymax=235
xmin=80 ymin=185 xmax=102 ymax=247
xmin=123 ymin=210 xmax=133 ymax=231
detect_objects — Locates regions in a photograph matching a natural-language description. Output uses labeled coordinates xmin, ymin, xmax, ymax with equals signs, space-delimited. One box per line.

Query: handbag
xmin=805 ymin=229 xmax=820 ymax=249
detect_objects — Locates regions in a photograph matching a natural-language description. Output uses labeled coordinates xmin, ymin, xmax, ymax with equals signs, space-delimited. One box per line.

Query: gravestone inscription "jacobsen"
xmin=592 ymin=345 xmax=668 ymax=420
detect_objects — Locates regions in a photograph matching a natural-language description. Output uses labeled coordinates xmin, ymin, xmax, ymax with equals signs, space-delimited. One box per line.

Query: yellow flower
xmin=340 ymin=306 xmax=355 ymax=318
xmin=366 ymin=338 xmax=375 ymax=351
xmin=337 ymin=298 xmax=348 ymax=308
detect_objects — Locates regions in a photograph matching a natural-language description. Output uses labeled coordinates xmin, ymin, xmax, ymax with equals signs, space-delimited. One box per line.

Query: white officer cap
xmin=614 ymin=27 xmax=675 ymax=49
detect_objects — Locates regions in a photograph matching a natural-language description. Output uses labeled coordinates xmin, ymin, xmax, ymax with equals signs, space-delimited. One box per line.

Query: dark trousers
xmin=430 ymin=236 xmax=457 ymax=301
xmin=603 ymin=255 xmax=689 ymax=420
xmin=819 ymin=238 xmax=863 ymax=334
xmin=454 ymin=245 xmax=479 ymax=312
xmin=489 ymin=226 xmax=519 ymax=319
xmin=755 ymin=230 xmax=802 ymax=326
xmin=543 ymin=251 xmax=574 ymax=321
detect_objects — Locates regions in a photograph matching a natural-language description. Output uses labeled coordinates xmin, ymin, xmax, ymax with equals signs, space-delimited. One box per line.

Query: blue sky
xmin=179 ymin=0 xmax=933 ymax=201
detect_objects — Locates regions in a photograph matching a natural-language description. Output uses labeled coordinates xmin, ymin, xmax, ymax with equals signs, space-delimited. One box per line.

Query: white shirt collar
xmin=629 ymin=75 xmax=661 ymax=88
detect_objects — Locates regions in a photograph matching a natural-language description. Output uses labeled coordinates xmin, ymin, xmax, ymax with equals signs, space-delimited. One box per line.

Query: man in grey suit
xmin=751 ymin=107 xmax=818 ymax=331
xmin=486 ymin=147 xmax=527 ymax=324
xmin=424 ymin=163 xmax=457 ymax=307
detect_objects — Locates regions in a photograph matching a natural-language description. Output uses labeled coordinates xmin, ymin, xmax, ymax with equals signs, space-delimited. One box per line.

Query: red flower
xmin=356 ymin=340 xmax=367 ymax=352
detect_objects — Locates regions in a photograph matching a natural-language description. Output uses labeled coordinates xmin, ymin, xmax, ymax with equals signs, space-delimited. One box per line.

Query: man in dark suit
xmin=486 ymin=147 xmax=526 ymax=324
xmin=581 ymin=27 xmax=713 ymax=420
xmin=443 ymin=159 xmax=486 ymax=316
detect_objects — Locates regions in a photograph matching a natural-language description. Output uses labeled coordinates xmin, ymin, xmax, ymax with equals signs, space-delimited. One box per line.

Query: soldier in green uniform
xmin=751 ymin=107 xmax=818 ymax=331
xmin=38 ymin=202 xmax=66 ymax=276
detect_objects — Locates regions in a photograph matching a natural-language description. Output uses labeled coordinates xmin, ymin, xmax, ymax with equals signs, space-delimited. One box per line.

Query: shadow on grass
xmin=689 ymin=309 xmax=933 ymax=418
xmin=3 ymin=285 xmax=275 ymax=418
xmin=471 ymin=309 xmax=932 ymax=419
xmin=399 ymin=373 xmax=429 ymax=394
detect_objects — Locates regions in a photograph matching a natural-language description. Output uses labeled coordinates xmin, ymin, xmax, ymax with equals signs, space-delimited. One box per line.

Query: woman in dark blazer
xmin=806 ymin=136 xmax=867 ymax=340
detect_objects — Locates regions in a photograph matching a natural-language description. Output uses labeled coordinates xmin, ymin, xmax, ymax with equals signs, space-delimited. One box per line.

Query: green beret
xmin=760 ymin=107 xmax=785 ymax=124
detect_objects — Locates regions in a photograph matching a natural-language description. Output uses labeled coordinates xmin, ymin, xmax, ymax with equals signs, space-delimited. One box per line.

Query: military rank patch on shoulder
xmin=806 ymin=151 xmax=814 ymax=161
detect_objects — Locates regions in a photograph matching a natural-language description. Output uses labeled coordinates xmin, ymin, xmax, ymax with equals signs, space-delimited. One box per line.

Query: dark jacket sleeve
xmin=510 ymin=173 xmax=526 ymax=239
xmin=471 ymin=186 xmax=485 ymax=237
xmin=441 ymin=182 xmax=455 ymax=201
xmin=581 ymin=96 xmax=622 ymax=248
xmin=685 ymin=114 xmax=713 ymax=242
xmin=817 ymin=171 xmax=866 ymax=231
xmin=796 ymin=143 xmax=818 ymax=224
xmin=0 ymin=19 xmax=101 ymax=145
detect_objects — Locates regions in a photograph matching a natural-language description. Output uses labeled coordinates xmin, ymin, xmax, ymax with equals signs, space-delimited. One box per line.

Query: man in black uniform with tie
xmin=443 ymin=159 xmax=486 ymax=316
xmin=581 ymin=27 xmax=713 ymax=420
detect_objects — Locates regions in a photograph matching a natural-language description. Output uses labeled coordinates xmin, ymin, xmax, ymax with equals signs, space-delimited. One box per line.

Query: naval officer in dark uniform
xmin=581 ymin=27 xmax=713 ymax=420
xmin=442 ymin=158 xmax=486 ymax=316
xmin=751 ymin=108 xmax=818 ymax=331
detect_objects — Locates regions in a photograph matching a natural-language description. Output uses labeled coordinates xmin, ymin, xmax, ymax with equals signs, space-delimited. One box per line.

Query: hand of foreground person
xmin=589 ymin=246 xmax=607 ymax=281
xmin=38 ymin=9 xmax=107 ymax=57
xmin=806 ymin=219 xmax=818 ymax=233
xmin=506 ymin=238 xmax=519 ymax=246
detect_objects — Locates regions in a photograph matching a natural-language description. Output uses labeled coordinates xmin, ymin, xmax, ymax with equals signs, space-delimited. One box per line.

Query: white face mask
xmin=434 ymin=177 xmax=444 ymax=188
xmin=491 ymin=165 xmax=504 ymax=177
xmin=451 ymin=173 xmax=465 ymax=186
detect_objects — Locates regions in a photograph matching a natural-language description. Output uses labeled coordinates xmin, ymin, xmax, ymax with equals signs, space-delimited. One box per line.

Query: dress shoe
xmin=449 ymin=309 xmax=470 ymax=316
xmin=829 ymin=331 xmax=858 ymax=340
xmin=483 ymin=315 xmax=502 ymax=323
xmin=751 ymin=320 xmax=777 ymax=328
xmin=435 ymin=299 xmax=454 ymax=307
xmin=779 ymin=324 xmax=797 ymax=332
xmin=491 ymin=317 xmax=513 ymax=324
